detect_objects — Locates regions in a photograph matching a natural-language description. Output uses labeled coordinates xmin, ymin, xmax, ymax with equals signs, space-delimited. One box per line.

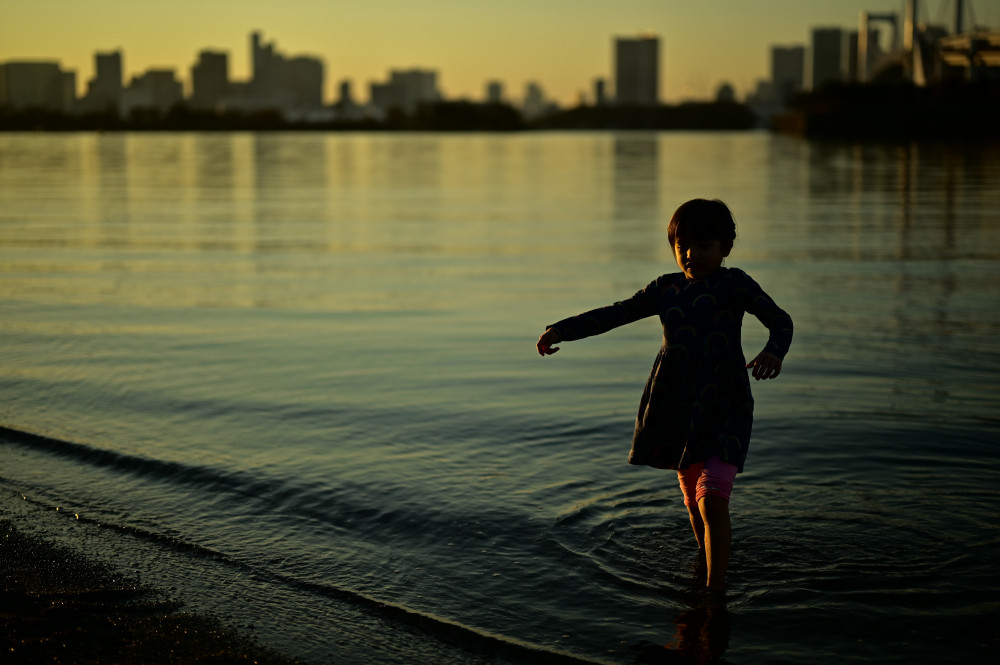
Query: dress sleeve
xmin=547 ymin=276 xmax=665 ymax=342
xmin=739 ymin=270 xmax=794 ymax=359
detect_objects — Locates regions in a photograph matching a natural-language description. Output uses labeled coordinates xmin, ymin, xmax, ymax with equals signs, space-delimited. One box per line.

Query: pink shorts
xmin=677 ymin=457 xmax=738 ymax=505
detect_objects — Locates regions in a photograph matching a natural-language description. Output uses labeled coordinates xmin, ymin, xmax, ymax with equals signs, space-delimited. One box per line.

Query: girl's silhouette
xmin=536 ymin=199 xmax=793 ymax=591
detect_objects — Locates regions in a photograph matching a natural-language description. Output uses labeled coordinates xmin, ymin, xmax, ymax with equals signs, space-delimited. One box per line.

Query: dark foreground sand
xmin=1 ymin=520 xmax=299 ymax=664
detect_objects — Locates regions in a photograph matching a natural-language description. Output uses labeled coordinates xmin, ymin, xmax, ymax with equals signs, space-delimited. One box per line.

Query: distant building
xmin=615 ymin=34 xmax=659 ymax=105
xmin=250 ymin=31 xmax=281 ymax=102
xmin=486 ymin=80 xmax=504 ymax=104
xmin=810 ymin=28 xmax=846 ymax=90
xmin=746 ymin=78 xmax=782 ymax=128
xmin=121 ymin=69 xmax=183 ymax=116
xmin=848 ymin=29 xmax=882 ymax=81
xmin=594 ymin=77 xmax=608 ymax=106
xmin=190 ymin=50 xmax=229 ymax=111
xmin=81 ymin=50 xmax=124 ymax=113
xmin=368 ymin=81 xmax=390 ymax=115
xmin=522 ymin=81 xmax=549 ymax=120
xmin=285 ymin=57 xmax=323 ymax=108
xmin=337 ymin=79 xmax=355 ymax=107
xmin=334 ymin=79 xmax=365 ymax=121
xmin=0 ymin=61 xmax=75 ymax=111
xmin=241 ymin=31 xmax=324 ymax=112
xmin=938 ymin=30 xmax=1000 ymax=84
xmin=771 ymin=45 xmax=805 ymax=104
xmin=369 ymin=69 xmax=439 ymax=115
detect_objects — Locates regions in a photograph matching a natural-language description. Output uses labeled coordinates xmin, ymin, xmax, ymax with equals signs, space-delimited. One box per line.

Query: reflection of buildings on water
xmin=252 ymin=133 xmax=328 ymax=235
xmin=613 ymin=134 xmax=659 ymax=219
xmin=611 ymin=133 xmax=660 ymax=262
xmin=193 ymin=134 xmax=235 ymax=199
xmin=369 ymin=135 xmax=443 ymax=194
xmin=802 ymin=140 xmax=974 ymax=261
xmin=797 ymin=139 xmax=995 ymax=412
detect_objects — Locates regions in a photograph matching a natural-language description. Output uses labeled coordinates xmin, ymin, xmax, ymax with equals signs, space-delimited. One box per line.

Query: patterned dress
xmin=548 ymin=267 xmax=793 ymax=472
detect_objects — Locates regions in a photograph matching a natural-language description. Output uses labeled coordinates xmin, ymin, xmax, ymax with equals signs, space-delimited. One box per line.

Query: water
xmin=1 ymin=132 xmax=998 ymax=664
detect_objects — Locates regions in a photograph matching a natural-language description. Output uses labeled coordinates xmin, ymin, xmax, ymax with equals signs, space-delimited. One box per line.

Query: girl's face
xmin=674 ymin=234 xmax=732 ymax=281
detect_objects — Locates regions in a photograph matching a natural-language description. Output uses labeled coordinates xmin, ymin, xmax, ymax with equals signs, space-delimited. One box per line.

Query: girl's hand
xmin=536 ymin=328 xmax=561 ymax=356
xmin=746 ymin=351 xmax=782 ymax=380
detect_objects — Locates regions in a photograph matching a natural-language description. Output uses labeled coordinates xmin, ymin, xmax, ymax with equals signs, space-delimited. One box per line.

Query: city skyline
xmin=3 ymin=0 xmax=998 ymax=105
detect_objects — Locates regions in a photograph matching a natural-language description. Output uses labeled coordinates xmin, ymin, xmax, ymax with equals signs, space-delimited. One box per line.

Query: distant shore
xmin=772 ymin=80 xmax=1000 ymax=139
xmin=0 ymin=100 xmax=757 ymax=133
xmin=1 ymin=520 xmax=300 ymax=664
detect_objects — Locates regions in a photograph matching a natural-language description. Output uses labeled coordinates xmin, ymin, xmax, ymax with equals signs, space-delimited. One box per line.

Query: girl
xmin=535 ymin=199 xmax=793 ymax=591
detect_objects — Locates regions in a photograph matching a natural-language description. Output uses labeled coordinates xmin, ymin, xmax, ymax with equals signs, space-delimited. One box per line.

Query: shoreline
xmin=1 ymin=520 xmax=300 ymax=664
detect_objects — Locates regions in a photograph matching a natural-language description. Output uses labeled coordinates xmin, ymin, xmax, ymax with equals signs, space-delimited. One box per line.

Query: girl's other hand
xmin=536 ymin=328 xmax=561 ymax=356
xmin=746 ymin=351 xmax=782 ymax=380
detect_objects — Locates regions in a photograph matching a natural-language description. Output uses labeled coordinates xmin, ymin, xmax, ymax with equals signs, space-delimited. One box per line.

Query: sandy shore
xmin=1 ymin=520 xmax=300 ymax=664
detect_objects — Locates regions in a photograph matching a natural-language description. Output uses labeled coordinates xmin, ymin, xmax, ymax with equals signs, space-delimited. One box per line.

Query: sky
xmin=2 ymin=0 xmax=998 ymax=105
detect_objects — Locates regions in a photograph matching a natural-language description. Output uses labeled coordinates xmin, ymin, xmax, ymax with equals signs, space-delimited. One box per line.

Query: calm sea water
xmin=1 ymin=132 xmax=998 ymax=664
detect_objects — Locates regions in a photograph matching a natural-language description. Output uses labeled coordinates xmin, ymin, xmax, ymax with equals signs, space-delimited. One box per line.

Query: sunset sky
xmin=2 ymin=0 xmax=997 ymax=105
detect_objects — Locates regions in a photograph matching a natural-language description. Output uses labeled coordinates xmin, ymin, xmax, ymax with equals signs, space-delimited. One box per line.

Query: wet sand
xmin=1 ymin=520 xmax=299 ymax=664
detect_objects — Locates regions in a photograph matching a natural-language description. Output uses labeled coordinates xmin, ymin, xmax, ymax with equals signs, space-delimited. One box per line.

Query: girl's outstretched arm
xmin=536 ymin=328 xmax=561 ymax=356
xmin=746 ymin=351 xmax=782 ymax=380
xmin=541 ymin=276 xmax=666 ymax=349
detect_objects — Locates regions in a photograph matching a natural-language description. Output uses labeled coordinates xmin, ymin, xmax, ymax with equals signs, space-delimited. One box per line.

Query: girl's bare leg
xmin=685 ymin=504 xmax=708 ymax=577
xmin=698 ymin=496 xmax=731 ymax=591
xmin=686 ymin=503 xmax=706 ymax=548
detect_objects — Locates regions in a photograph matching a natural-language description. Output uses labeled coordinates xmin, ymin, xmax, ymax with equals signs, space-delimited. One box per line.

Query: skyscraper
xmin=615 ymin=35 xmax=659 ymax=106
xmin=771 ymin=45 xmax=805 ymax=103
xmin=121 ymin=69 xmax=183 ymax=116
xmin=486 ymin=80 xmax=504 ymax=104
xmin=594 ymin=78 xmax=607 ymax=106
xmin=369 ymin=69 xmax=439 ymax=116
xmin=81 ymin=50 xmax=123 ymax=112
xmin=847 ymin=29 xmax=882 ymax=82
xmin=810 ymin=28 xmax=846 ymax=90
xmin=285 ymin=57 xmax=323 ymax=108
xmin=522 ymin=81 xmax=547 ymax=120
xmin=190 ymin=50 xmax=229 ymax=111
xmin=247 ymin=32 xmax=324 ymax=111
xmin=250 ymin=31 xmax=280 ymax=101
xmin=0 ymin=61 xmax=75 ymax=111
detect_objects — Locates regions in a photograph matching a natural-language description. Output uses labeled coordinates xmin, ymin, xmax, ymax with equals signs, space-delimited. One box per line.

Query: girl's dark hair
xmin=667 ymin=199 xmax=737 ymax=247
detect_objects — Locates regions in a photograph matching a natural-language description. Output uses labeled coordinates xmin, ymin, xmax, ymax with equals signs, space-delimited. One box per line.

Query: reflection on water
xmin=612 ymin=133 xmax=660 ymax=262
xmin=613 ymin=133 xmax=659 ymax=220
xmin=1 ymin=132 xmax=998 ymax=665
xmin=631 ymin=603 xmax=731 ymax=665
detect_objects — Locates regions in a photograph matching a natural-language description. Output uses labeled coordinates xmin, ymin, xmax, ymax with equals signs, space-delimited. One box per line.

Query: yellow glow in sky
xmin=2 ymin=0 xmax=996 ymax=104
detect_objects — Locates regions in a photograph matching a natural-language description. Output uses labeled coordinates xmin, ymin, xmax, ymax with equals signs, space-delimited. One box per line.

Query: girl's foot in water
xmin=693 ymin=547 xmax=708 ymax=581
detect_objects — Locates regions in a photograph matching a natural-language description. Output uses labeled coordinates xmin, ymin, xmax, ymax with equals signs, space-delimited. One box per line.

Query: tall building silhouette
xmin=250 ymin=31 xmax=280 ymax=101
xmin=369 ymin=69 xmax=439 ymax=115
xmin=81 ymin=50 xmax=123 ymax=112
xmin=247 ymin=31 xmax=324 ymax=111
xmin=593 ymin=78 xmax=608 ymax=106
xmin=121 ymin=69 xmax=182 ymax=115
xmin=190 ymin=50 xmax=229 ymax=111
xmin=522 ymin=81 xmax=548 ymax=120
xmin=284 ymin=57 xmax=323 ymax=108
xmin=486 ymin=80 xmax=504 ymax=104
xmin=810 ymin=28 xmax=846 ymax=90
xmin=772 ymin=45 xmax=805 ymax=103
xmin=615 ymin=34 xmax=659 ymax=106
xmin=0 ymin=61 xmax=75 ymax=111
xmin=847 ymin=29 xmax=882 ymax=81
xmin=333 ymin=79 xmax=364 ymax=120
